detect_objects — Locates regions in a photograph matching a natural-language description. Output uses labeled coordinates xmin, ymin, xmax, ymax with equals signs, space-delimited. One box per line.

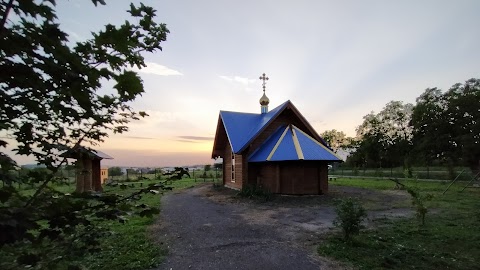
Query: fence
xmin=1 ymin=167 xmax=224 ymax=188
xmin=330 ymin=166 xmax=476 ymax=181
xmin=107 ymin=168 xmax=223 ymax=183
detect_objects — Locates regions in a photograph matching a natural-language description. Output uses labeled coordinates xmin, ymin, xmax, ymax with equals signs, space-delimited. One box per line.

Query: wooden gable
xmin=211 ymin=115 xmax=229 ymax=158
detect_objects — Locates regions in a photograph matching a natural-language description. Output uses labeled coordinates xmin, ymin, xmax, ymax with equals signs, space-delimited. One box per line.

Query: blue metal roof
xmin=249 ymin=125 xmax=342 ymax=162
xmin=220 ymin=101 xmax=289 ymax=153
xmin=294 ymin=127 xmax=341 ymax=161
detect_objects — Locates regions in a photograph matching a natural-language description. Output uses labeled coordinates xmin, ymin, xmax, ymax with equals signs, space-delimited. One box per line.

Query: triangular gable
xmin=211 ymin=115 xmax=228 ymax=158
xmin=269 ymin=127 xmax=298 ymax=161
xmin=249 ymin=125 xmax=342 ymax=162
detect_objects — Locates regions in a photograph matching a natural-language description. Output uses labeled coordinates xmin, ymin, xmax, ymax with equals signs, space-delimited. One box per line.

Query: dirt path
xmin=151 ymin=184 xmax=411 ymax=270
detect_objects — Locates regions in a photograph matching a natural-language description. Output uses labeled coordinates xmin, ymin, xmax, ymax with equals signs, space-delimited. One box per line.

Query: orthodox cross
xmin=259 ymin=73 xmax=269 ymax=93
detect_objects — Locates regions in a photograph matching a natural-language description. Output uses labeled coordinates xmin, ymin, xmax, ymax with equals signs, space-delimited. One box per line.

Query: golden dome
xmin=259 ymin=92 xmax=270 ymax=106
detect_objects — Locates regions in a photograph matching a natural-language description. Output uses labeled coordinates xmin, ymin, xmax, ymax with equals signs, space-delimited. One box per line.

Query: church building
xmin=211 ymin=74 xmax=342 ymax=195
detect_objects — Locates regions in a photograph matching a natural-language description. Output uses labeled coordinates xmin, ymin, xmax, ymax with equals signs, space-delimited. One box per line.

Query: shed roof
xmin=249 ymin=125 xmax=342 ymax=162
xmin=62 ymin=146 xmax=113 ymax=160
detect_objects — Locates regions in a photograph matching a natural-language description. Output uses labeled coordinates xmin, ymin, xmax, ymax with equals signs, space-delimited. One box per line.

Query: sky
xmin=7 ymin=0 xmax=480 ymax=167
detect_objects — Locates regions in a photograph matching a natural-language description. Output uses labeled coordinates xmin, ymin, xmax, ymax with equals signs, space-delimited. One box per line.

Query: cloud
xmin=132 ymin=62 xmax=183 ymax=76
xmin=123 ymin=136 xmax=155 ymax=140
xmin=177 ymin=136 xmax=214 ymax=141
xmin=175 ymin=139 xmax=200 ymax=143
xmin=219 ymin=75 xmax=256 ymax=86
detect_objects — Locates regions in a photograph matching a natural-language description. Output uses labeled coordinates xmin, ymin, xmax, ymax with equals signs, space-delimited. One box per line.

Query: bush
xmin=333 ymin=198 xmax=367 ymax=241
xmin=238 ymin=184 xmax=272 ymax=202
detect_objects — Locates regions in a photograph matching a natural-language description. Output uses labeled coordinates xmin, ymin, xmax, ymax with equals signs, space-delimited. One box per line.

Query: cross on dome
xmin=259 ymin=73 xmax=269 ymax=93
xmin=259 ymin=73 xmax=270 ymax=113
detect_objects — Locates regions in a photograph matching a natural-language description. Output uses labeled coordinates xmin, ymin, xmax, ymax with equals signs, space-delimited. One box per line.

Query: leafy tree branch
xmin=0 ymin=1 xmax=170 ymax=268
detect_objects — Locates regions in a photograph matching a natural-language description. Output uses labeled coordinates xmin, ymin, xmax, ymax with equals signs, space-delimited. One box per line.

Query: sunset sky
xmin=8 ymin=0 xmax=480 ymax=167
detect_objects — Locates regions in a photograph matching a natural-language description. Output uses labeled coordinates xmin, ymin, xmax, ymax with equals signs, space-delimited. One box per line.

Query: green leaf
xmin=114 ymin=71 xmax=144 ymax=101
xmin=91 ymin=0 xmax=106 ymax=6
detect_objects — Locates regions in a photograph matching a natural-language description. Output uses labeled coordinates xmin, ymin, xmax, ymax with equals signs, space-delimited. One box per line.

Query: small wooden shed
xmin=63 ymin=147 xmax=113 ymax=193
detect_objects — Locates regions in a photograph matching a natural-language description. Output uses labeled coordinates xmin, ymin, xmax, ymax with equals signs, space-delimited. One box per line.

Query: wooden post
xmin=92 ymin=159 xmax=102 ymax=192
xmin=75 ymin=158 xmax=84 ymax=193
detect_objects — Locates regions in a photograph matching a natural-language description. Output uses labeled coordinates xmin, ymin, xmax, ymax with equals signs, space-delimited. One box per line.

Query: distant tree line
xmin=321 ymin=78 xmax=480 ymax=174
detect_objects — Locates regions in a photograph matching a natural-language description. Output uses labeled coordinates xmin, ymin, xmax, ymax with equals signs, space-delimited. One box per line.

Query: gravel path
xmin=154 ymin=185 xmax=327 ymax=270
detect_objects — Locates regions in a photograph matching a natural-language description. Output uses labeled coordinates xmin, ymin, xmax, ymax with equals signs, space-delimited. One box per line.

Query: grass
xmin=331 ymin=177 xmax=457 ymax=192
xmin=319 ymin=177 xmax=480 ymax=269
xmin=50 ymin=177 xmax=200 ymax=269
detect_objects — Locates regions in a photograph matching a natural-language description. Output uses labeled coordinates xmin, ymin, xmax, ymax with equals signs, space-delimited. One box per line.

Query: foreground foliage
xmin=0 ymin=0 xmax=170 ymax=268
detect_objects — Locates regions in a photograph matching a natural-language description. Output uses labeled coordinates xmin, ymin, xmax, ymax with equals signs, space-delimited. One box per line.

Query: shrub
xmin=406 ymin=188 xmax=433 ymax=226
xmin=403 ymin=167 xmax=413 ymax=179
xmin=238 ymin=184 xmax=272 ymax=202
xmin=389 ymin=179 xmax=433 ymax=226
xmin=333 ymin=198 xmax=367 ymax=241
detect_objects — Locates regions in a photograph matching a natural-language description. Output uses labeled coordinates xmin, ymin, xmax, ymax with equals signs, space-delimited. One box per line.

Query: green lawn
xmin=319 ymin=178 xmax=480 ymax=270
xmin=329 ymin=166 xmax=474 ymax=181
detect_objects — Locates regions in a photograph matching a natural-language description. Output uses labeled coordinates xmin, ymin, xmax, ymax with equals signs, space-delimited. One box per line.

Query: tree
xmin=108 ymin=166 xmax=123 ymax=177
xmin=410 ymin=88 xmax=450 ymax=167
xmin=411 ymin=79 xmax=480 ymax=173
xmin=443 ymin=79 xmax=480 ymax=171
xmin=204 ymin=164 xmax=211 ymax=172
xmin=320 ymin=129 xmax=353 ymax=151
xmin=0 ymin=1 xmax=169 ymax=268
xmin=350 ymin=101 xmax=413 ymax=168
xmin=389 ymin=179 xmax=433 ymax=226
